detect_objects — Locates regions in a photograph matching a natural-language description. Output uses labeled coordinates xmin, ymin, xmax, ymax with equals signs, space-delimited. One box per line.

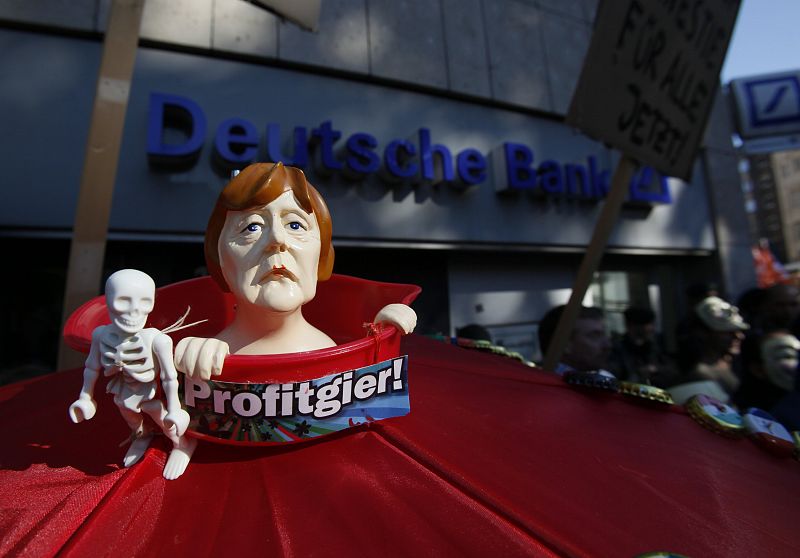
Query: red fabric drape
xmin=2 ymin=335 xmax=799 ymax=557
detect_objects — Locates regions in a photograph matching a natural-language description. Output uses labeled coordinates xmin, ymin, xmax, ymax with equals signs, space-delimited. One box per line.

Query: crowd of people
xmin=533 ymin=283 xmax=800 ymax=431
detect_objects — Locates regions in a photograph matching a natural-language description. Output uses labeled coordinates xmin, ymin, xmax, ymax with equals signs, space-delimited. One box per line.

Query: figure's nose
xmin=264 ymin=221 xmax=287 ymax=251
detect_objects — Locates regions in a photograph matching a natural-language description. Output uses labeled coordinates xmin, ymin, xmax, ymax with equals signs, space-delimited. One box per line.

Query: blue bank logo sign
xmin=731 ymin=71 xmax=800 ymax=140
xmin=146 ymin=92 xmax=671 ymax=205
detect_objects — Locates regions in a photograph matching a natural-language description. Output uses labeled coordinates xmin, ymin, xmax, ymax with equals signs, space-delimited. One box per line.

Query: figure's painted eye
xmin=243 ymin=223 xmax=262 ymax=233
xmin=288 ymin=221 xmax=306 ymax=231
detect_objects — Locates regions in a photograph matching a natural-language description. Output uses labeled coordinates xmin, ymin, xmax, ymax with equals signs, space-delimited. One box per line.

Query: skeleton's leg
xmin=162 ymin=436 xmax=197 ymax=480
xmin=116 ymin=404 xmax=153 ymax=468
xmin=141 ymin=399 xmax=195 ymax=480
xmin=141 ymin=400 xmax=180 ymax=444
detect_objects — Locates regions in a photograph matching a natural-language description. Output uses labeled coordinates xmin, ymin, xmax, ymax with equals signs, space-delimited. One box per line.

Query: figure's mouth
xmin=115 ymin=316 xmax=145 ymax=332
xmin=259 ymin=265 xmax=297 ymax=283
xmin=117 ymin=317 xmax=142 ymax=327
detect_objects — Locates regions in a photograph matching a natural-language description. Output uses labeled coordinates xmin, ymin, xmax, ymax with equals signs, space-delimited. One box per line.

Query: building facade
xmin=747 ymin=149 xmax=800 ymax=265
xmin=0 ymin=0 xmax=754 ymax=373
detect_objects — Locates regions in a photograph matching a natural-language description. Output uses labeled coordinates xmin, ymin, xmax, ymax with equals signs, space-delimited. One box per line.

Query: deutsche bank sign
xmin=146 ymin=92 xmax=671 ymax=204
xmin=731 ymin=71 xmax=800 ymax=140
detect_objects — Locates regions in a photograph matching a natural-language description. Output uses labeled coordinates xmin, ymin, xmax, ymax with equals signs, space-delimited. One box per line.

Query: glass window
xmin=590 ymin=271 xmax=655 ymax=337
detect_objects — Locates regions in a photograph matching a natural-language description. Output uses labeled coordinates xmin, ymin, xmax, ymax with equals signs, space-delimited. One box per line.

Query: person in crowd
xmin=669 ymin=296 xmax=749 ymax=404
xmin=735 ymin=287 xmax=768 ymax=332
xmin=607 ymin=306 xmax=678 ymax=387
xmin=537 ymin=305 xmax=612 ymax=374
xmin=761 ymin=283 xmax=800 ymax=334
xmin=455 ymin=324 xmax=492 ymax=343
xmin=735 ymin=329 xmax=800 ymax=413
xmin=771 ymin=377 xmax=800 ymax=431
xmin=685 ymin=282 xmax=719 ymax=309
xmin=674 ymin=281 xmax=723 ymax=363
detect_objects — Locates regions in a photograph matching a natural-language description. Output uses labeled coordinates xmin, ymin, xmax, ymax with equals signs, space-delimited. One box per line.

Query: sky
xmin=720 ymin=0 xmax=800 ymax=83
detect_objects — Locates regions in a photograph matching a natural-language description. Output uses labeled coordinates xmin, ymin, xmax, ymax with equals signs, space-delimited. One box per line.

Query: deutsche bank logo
xmin=744 ymin=76 xmax=800 ymax=128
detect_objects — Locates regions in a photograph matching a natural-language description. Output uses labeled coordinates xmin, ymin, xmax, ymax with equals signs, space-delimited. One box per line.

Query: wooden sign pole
xmin=57 ymin=0 xmax=145 ymax=370
xmin=542 ymin=155 xmax=637 ymax=371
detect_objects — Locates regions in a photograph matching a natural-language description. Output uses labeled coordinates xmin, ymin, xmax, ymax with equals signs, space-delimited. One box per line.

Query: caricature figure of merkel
xmin=175 ymin=162 xmax=416 ymax=380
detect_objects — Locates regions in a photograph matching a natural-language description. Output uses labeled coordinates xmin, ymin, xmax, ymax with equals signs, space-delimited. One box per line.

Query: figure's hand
xmin=68 ymin=395 xmax=97 ymax=423
xmin=374 ymin=304 xmax=417 ymax=335
xmin=164 ymin=409 xmax=191 ymax=437
xmin=174 ymin=337 xmax=229 ymax=380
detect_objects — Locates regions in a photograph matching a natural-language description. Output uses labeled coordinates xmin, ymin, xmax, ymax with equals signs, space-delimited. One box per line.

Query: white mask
xmin=760 ymin=333 xmax=800 ymax=391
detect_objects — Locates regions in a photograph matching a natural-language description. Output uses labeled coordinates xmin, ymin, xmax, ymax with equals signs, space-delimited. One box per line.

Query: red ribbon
xmin=363 ymin=322 xmax=384 ymax=363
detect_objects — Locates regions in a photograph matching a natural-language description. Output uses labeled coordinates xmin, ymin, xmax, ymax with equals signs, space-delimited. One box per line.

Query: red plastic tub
xmin=63 ymin=274 xmax=421 ymax=383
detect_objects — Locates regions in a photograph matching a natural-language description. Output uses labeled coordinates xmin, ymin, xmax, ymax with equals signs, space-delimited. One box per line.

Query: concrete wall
xmin=0 ymin=0 xmax=597 ymax=116
xmin=702 ymin=90 xmax=758 ymax=299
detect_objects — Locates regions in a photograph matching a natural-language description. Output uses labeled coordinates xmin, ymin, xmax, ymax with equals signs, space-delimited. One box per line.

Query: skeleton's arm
xmin=153 ymin=333 xmax=190 ymax=436
xmin=68 ymin=328 xmax=102 ymax=423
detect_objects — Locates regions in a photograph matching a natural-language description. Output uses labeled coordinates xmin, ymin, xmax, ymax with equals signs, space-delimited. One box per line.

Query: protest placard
xmin=567 ymin=0 xmax=741 ymax=180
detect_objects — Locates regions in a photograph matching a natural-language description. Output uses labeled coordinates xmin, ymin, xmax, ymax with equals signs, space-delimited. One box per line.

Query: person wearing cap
xmin=669 ymin=296 xmax=749 ymax=405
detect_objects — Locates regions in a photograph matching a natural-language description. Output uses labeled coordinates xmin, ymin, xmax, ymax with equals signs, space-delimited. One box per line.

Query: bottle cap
xmin=743 ymin=408 xmax=795 ymax=457
xmin=563 ymin=370 xmax=619 ymax=392
xmin=685 ymin=394 xmax=745 ymax=437
xmin=635 ymin=553 xmax=692 ymax=558
xmin=619 ymin=381 xmax=674 ymax=404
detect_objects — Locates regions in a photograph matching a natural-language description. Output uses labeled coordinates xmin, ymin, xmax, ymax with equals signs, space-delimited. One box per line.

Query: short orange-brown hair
xmin=205 ymin=162 xmax=334 ymax=292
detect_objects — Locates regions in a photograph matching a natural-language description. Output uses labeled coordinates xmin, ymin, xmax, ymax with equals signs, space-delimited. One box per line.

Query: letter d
xmin=147 ymin=92 xmax=206 ymax=168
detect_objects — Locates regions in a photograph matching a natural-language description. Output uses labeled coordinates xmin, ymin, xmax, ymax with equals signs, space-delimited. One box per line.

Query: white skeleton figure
xmin=68 ymin=269 xmax=196 ymax=480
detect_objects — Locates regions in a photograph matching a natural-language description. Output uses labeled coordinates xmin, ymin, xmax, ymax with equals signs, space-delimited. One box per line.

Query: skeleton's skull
xmin=105 ymin=269 xmax=156 ymax=334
